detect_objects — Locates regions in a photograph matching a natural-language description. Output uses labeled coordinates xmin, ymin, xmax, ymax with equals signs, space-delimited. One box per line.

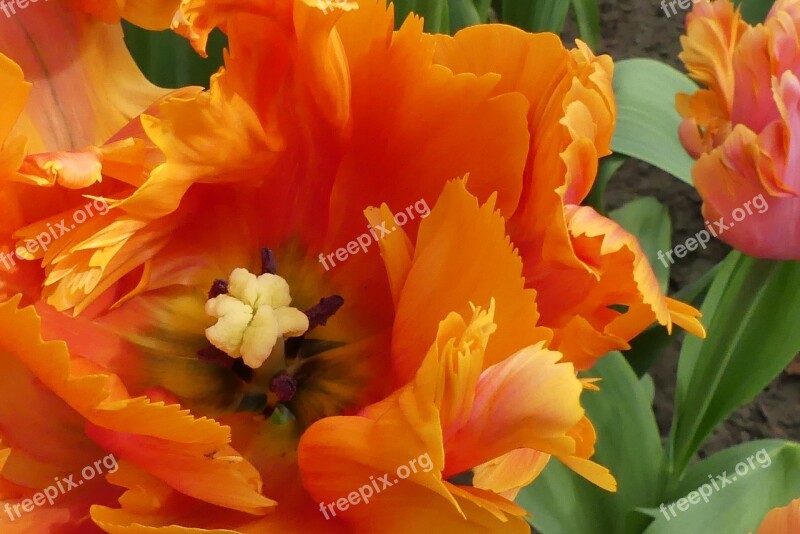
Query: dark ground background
xmin=582 ymin=0 xmax=800 ymax=456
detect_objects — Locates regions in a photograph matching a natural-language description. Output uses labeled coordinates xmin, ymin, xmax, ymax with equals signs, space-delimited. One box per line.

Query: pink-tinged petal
xmin=0 ymin=1 xmax=169 ymax=154
xmin=772 ymin=71 xmax=800 ymax=192
xmin=730 ymin=24 xmax=781 ymax=133
xmin=443 ymin=344 xmax=584 ymax=478
xmin=17 ymin=148 xmax=104 ymax=188
xmin=693 ymin=122 xmax=800 ymax=259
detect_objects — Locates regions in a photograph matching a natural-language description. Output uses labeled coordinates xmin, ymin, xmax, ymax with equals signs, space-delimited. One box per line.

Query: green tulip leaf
xmin=585 ymin=153 xmax=627 ymax=214
xmin=498 ymin=0 xmax=570 ymax=33
xmin=668 ymin=252 xmax=800 ymax=475
xmin=393 ymin=0 xmax=450 ymax=33
xmin=611 ymin=59 xmax=698 ymax=186
xmin=571 ymin=0 xmax=601 ymax=50
xmin=646 ymin=440 xmax=800 ymax=533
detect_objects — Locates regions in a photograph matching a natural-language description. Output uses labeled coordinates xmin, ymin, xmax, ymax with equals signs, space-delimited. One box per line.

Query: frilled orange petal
xmin=0 ymin=296 xmax=273 ymax=518
xmin=326 ymin=0 xmax=530 ymax=245
xmin=679 ymin=0 xmax=747 ymax=117
xmin=364 ymin=204 xmax=414 ymax=307
xmin=298 ymin=305 xmax=530 ymax=533
xmin=390 ymin=179 xmax=551 ymax=386
xmin=533 ymin=205 xmax=705 ymax=369
xmin=434 ymin=30 xmax=614 ymax=276
xmin=753 ymin=498 xmax=800 ymax=534
xmin=297 ymin=383 xmax=458 ymax=531
xmin=37 ymin=0 xmax=362 ymax=314
xmin=0 ymin=1 xmax=169 ymax=154
xmin=90 ymin=409 xmax=335 ymax=532
xmin=429 ymin=26 xmax=615 ymax=211
xmin=90 ymin=461 xmax=246 ymax=533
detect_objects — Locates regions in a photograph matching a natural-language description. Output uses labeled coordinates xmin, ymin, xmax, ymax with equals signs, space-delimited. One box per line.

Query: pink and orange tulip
xmin=678 ymin=0 xmax=800 ymax=259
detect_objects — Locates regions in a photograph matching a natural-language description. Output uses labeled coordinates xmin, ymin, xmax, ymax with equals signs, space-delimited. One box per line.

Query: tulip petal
xmin=754 ymin=497 xmax=800 ymax=534
xmin=0 ymin=296 xmax=273 ymax=517
xmin=0 ymin=1 xmax=170 ymax=153
xmin=391 ymin=179 xmax=551 ymax=386
xmin=444 ymin=344 xmax=584 ymax=477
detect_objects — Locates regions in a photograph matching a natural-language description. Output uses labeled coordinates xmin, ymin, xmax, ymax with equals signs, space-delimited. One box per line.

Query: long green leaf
xmin=611 ymin=59 xmax=698 ymax=186
xmin=645 ymin=440 xmax=800 ymax=533
xmin=668 ymin=252 xmax=800 ymax=475
xmin=585 ymin=153 xmax=627 ymax=214
xmin=518 ymin=353 xmax=664 ymax=534
xmin=473 ymin=0 xmax=491 ymax=21
xmin=393 ymin=0 xmax=450 ymax=33
xmin=500 ymin=0 xmax=570 ymax=32
xmin=449 ymin=0 xmax=483 ymax=32
xmin=735 ymin=0 xmax=775 ymax=24
xmin=570 ymin=0 xmax=600 ymax=50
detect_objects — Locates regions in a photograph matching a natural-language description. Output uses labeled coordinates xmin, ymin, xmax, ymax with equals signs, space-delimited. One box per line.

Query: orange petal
xmin=444 ymin=343 xmax=584 ymax=477
xmin=0 ymin=296 xmax=272 ymax=516
xmin=533 ymin=206 xmax=704 ymax=369
xmin=0 ymin=1 xmax=169 ymax=153
xmin=391 ymin=179 xmax=551 ymax=386
xmin=679 ymin=0 xmax=748 ymax=116
xmin=754 ymin=498 xmax=800 ymax=534
xmin=327 ymin=1 xmax=530 ymax=246
xmin=555 ymin=416 xmax=617 ymax=492
xmin=473 ymin=449 xmax=550 ymax=500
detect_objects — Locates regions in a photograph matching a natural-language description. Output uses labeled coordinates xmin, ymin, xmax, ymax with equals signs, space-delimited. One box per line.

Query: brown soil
xmin=590 ymin=0 xmax=800 ymax=457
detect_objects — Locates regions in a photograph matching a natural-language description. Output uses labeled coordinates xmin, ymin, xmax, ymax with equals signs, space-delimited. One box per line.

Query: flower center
xmin=204 ymin=267 xmax=309 ymax=369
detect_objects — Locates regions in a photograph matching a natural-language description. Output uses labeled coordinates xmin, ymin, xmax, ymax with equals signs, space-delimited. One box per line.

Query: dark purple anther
xmin=270 ymin=371 xmax=298 ymax=403
xmin=305 ymin=295 xmax=344 ymax=330
xmin=261 ymin=247 xmax=278 ymax=275
xmin=208 ymin=279 xmax=228 ymax=299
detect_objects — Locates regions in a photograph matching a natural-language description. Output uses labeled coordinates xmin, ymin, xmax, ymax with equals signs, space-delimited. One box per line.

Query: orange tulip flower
xmin=0 ymin=0 xmax=704 ymax=531
xmin=678 ymin=0 xmax=800 ymax=259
